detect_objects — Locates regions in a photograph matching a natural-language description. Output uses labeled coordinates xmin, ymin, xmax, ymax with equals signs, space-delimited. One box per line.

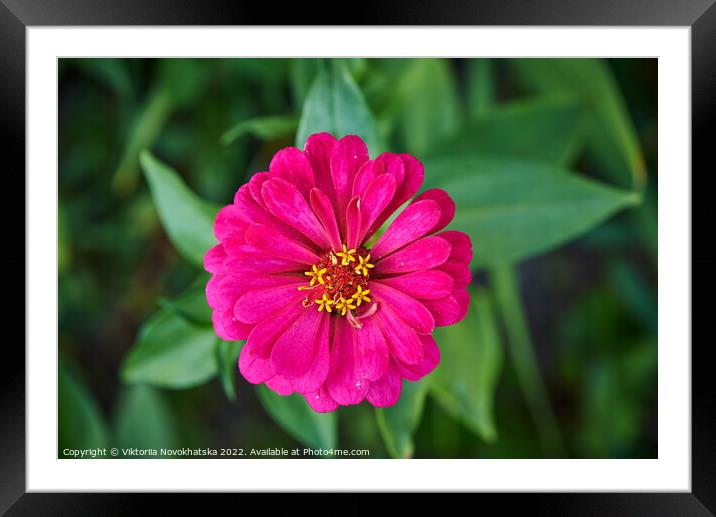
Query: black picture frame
xmin=2 ymin=0 xmax=713 ymax=512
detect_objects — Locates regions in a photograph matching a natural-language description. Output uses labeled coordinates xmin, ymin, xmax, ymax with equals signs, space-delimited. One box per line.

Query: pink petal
xmin=208 ymin=271 xmax=293 ymax=312
xmin=437 ymin=261 xmax=472 ymax=288
xmin=376 ymin=270 xmax=453 ymax=300
xmin=269 ymin=146 xmax=315 ymax=199
xmin=204 ymin=244 xmax=227 ymax=274
xmin=239 ymin=301 xmax=305 ymax=383
xmin=234 ymin=282 xmax=306 ymax=324
xmin=396 ymin=334 xmax=440 ymax=381
xmin=374 ymin=305 xmax=424 ymax=365
xmin=423 ymin=288 xmax=471 ymax=327
xmin=247 ymin=172 xmax=270 ymax=209
xmin=238 ymin=346 xmax=273 ymax=384
xmin=206 ymin=274 xmax=242 ymax=311
xmin=234 ymin=182 xmax=313 ymax=247
xmin=358 ymin=173 xmax=396 ymax=244
xmin=221 ymin=248 xmax=306 ymax=275
xmin=371 ymin=199 xmax=442 ymax=259
xmin=270 ymin=308 xmax=326 ymax=379
xmin=261 ymin=178 xmax=331 ymax=249
xmin=214 ymin=204 xmax=246 ymax=241
xmin=370 ymin=282 xmax=435 ymax=335
xmin=352 ymin=159 xmax=381 ymax=197
xmin=355 ymin=314 xmax=390 ymax=382
xmin=344 ymin=196 xmax=362 ymax=250
xmin=304 ymin=132 xmax=338 ymax=202
xmin=233 ymin=184 xmax=267 ymax=224
xmin=326 ymin=318 xmax=370 ymax=406
xmin=375 ymin=235 xmax=451 ymax=275
xmin=309 ymin=188 xmax=342 ymax=251
xmin=290 ymin=315 xmax=330 ymax=394
xmin=437 ymin=230 xmax=473 ymax=265
xmin=367 ymin=153 xmax=424 ymax=236
xmin=330 ymin=135 xmax=369 ymax=220
xmin=218 ymin=308 xmax=252 ymax=341
xmin=366 ymin=361 xmax=402 ymax=408
xmin=412 ymin=189 xmax=455 ymax=234
xmin=304 ymin=384 xmax=338 ymax=413
xmin=266 ymin=375 xmax=295 ymax=396
xmin=397 ymin=153 xmax=426 ymax=202
xmin=244 ymin=223 xmax=319 ymax=265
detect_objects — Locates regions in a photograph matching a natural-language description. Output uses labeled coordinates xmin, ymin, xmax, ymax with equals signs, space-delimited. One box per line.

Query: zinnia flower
xmin=205 ymin=133 xmax=472 ymax=412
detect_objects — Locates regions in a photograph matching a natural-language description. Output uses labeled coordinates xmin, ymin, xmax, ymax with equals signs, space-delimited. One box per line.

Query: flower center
xmin=300 ymin=244 xmax=375 ymax=317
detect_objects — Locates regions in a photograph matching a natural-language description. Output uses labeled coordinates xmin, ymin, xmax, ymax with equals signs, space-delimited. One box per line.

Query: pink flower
xmin=205 ymin=133 xmax=472 ymax=412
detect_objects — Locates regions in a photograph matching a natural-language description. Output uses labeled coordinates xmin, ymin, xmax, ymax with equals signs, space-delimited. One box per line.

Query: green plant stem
xmin=492 ymin=264 xmax=566 ymax=458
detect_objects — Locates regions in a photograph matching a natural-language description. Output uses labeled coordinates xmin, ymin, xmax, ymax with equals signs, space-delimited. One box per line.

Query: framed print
xmin=2 ymin=0 xmax=714 ymax=512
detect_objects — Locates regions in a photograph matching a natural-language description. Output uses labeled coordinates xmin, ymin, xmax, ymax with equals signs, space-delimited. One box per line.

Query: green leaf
xmin=385 ymin=59 xmax=461 ymax=155
xmin=113 ymin=385 xmax=177 ymax=456
xmin=221 ymin=115 xmax=298 ymax=145
xmin=296 ymin=60 xmax=381 ymax=154
xmin=120 ymin=309 xmax=218 ymax=389
xmin=423 ymin=156 xmax=640 ymax=267
xmin=140 ymin=150 xmax=219 ymax=266
xmin=256 ymin=386 xmax=337 ymax=449
xmin=216 ymin=340 xmax=243 ymax=401
xmin=375 ymin=379 xmax=429 ymax=458
xmin=59 ymin=364 xmax=110 ymax=455
xmin=430 ymin=288 xmax=504 ymax=442
xmin=157 ymin=273 xmax=212 ymax=326
xmin=429 ymin=96 xmax=585 ymax=165
xmin=467 ymin=58 xmax=496 ymax=121
xmin=507 ymin=59 xmax=646 ymax=189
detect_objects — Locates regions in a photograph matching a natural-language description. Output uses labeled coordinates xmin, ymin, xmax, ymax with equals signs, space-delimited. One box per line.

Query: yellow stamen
xmin=354 ymin=254 xmax=375 ymax=277
xmin=352 ymin=285 xmax=371 ymax=306
xmin=335 ymin=296 xmax=357 ymax=316
xmin=316 ymin=294 xmax=334 ymax=313
xmin=304 ymin=264 xmax=327 ymax=286
xmin=335 ymin=244 xmax=357 ymax=266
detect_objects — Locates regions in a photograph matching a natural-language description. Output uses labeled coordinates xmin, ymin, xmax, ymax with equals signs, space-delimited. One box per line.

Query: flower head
xmin=205 ymin=133 xmax=472 ymax=412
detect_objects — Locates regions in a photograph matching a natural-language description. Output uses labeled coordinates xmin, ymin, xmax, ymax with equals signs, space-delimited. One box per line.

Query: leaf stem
xmin=491 ymin=265 xmax=566 ymax=457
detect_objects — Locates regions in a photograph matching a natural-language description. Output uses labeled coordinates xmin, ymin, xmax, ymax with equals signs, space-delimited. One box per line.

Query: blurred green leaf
xmin=386 ymin=59 xmax=461 ymax=155
xmin=290 ymin=59 xmax=320 ymax=107
xmin=157 ymin=59 xmax=210 ymax=108
xmin=578 ymin=340 xmax=656 ymax=457
xmin=375 ymin=379 xmax=429 ymax=458
xmin=430 ymin=289 xmax=504 ymax=442
xmin=157 ymin=273 xmax=212 ymax=326
xmin=216 ymin=340 xmax=243 ymax=401
xmin=140 ymin=151 xmax=219 ymax=266
xmin=467 ymin=59 xmax=495 ymax=121
xmin=73 ymin=58 xmax=133 ymax=99
xmin=607 ymin=261 xmax=657 ymax=334
xmin=508 ymin=59 xmax=646 ymax=190
xmin=424 ymin=156 xmax=640 ymax=267
xmin=121 ymin=309 xmax=218 ymax=389
xmin=256 ymin=386 xmax=337 ymax=449
xmin=112 ymin=89 xmax=174 ymax=196
xmin=296 ymin=60 xmax=381 ymax=154
xmin=58 ymin=204 xmax=71 ymax=274
xmin=221 ymin=115 xmax=298 ymax=146
xmin=430 ymin=96 xmax=585 ymax=165
xmin=59 ymin=364 xmax=110 ymax=454
xmin=114 ymin=385 xmax=177 ymax=456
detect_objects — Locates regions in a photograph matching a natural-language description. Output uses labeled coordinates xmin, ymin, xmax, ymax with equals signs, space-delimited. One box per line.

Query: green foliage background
xmin=58 ymin=58 xmax=657 ymax=459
